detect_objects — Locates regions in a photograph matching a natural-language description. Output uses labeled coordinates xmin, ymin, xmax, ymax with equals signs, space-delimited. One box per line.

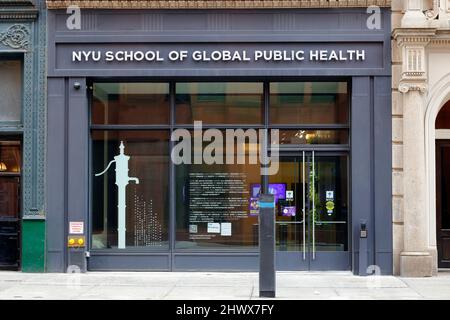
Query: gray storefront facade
xmin=46 ymin=8 xmax=392 ymax=275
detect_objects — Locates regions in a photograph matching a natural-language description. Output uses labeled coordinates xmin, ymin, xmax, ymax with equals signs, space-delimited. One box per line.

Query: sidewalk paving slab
xmin=0 ymin=271 xmax=448 ymax=300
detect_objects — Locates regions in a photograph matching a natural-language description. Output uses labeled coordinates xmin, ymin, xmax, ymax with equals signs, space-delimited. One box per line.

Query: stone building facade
xmin=392 ymin=0 xmax=450 ymax=276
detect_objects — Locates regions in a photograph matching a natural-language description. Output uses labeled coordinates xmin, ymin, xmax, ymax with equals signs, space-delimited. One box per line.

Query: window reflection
xmin=270 ymin=82 xmax=349 ymax=125
xmin=92 ymin=83 xmax=170 ymax=125
xmin=0 ymin=60 xmax=22 ymax=122
xmin=0 ymin=141 xmax=21 ymax=173
xmin=176 ymin=82 xmax=264 ymax=124
xmin=277 ymin=130 xmax=349 ymax=145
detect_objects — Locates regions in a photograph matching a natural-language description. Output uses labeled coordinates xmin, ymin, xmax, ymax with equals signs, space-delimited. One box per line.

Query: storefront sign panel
xmin=54 ymin=42 xmax=384 ymax=75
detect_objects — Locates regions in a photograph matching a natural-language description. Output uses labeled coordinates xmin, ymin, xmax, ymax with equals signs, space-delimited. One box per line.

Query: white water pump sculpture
xmin=95 ymin=141 xmax=139 ymax=249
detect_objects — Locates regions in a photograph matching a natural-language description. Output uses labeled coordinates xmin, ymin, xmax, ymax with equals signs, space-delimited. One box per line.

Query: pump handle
xmin=95 ymin=160 xmax=116 ymax=177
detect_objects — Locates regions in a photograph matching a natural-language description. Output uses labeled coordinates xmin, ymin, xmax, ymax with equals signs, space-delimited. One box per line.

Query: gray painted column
xmin=66 ymin=78 xmax=89 ymax=272
xmin=374 ymin=76 xmax=393 ymax=274
xmin=351 ymin=77 xmax=373 ymax=275
xmin=46 ymin=78 xmax=67 ymax=272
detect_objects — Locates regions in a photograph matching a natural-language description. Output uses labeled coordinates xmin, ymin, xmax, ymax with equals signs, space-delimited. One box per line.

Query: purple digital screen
xmin=250 ymin=183 xmax=286 ymax=203
xmin=281 ymin=206 xmax=296 ymax=217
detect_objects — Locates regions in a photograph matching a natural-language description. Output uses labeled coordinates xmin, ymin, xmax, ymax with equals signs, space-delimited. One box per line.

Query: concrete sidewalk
xmin=0 ymin=271 xmax=449 ymax=300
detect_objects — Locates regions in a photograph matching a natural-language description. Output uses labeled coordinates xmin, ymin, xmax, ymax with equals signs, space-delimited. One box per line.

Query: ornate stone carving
xmin=425 ymin=0 xmax=440 ymax=20
xmin=0 ymin=24 xmax=30 ymax=49
xmin=398 ymin=82 xmax=428 ymax=94
xmin=402 ymin=46 xmax=426 ymax=79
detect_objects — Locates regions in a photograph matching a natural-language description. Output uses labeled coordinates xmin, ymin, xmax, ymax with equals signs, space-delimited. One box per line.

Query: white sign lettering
xmin=71 ymin=49 xmax=366 ymax=63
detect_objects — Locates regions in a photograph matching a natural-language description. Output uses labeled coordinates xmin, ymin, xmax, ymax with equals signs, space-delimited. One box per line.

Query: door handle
xmin=312 ymin=151 xmax=316 ymax=261
xmin=302 ymin=151 xmax=306 ymax=261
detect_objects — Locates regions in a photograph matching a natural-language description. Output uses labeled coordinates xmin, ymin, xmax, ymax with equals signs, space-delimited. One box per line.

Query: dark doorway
xmin=0 ymin=140 xmax=21 ymax=270
xmin=436 ymin=100 xmax=450 ymax=269
xmin=436 ymin=140 xmax=450 ymax=268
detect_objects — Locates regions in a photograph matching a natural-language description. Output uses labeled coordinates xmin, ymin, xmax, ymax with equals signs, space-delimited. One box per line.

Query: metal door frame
xmin=272 ymin=149 xmax=351 ymax=271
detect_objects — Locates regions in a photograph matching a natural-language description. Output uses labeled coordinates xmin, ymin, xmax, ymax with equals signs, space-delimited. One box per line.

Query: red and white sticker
xmin=69 ymin=221 xmax=84 ymax=235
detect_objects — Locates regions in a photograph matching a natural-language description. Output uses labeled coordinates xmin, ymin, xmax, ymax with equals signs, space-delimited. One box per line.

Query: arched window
xmin=436 ymin=100 xmax=450 ymax=129
xmin=435 ymin=99 xmax=450 ymax=268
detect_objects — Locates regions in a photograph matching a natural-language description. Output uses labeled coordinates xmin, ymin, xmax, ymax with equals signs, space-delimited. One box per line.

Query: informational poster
xmin=207 ymin=223 xmax=221 ymax=234
xmin=189 ymin=224 xmax=198 ymax=234
xmin=249 ymin=198 xmax=259 ymax=216
xmin=186 ymin=172 xmax=251 ymax=241
xmin=326 ymin=190 xmax=335 ymax=216
xmin=326 ymin=191 xmax=334 ymax=200
xmin=221 ymin=223 xmax=232 ymax=236
xmin=188 ymin=172 xmax=249 ymax=223
xmin=286 ymin=190 xmax=294 ymax=200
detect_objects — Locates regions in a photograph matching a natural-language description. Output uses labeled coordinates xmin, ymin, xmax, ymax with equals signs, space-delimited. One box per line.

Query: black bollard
xmin=259 ymin=194 xmax=276 ymax=298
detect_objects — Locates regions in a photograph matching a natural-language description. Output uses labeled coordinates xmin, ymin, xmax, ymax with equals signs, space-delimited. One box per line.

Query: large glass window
xmin=91 ymin=130 xmax=170 ymax=250
xmin=270 ymin=82 xmax=348 ymax=125
xmin=436 ymin=100 xmax=450 ymax=129
xmin=90 ymin=80 xmax=350 ymax=254
xmin=0 ymin=59 xmax=22 ymax=122
xmin=0 ymin=141 xmax=21 ymax=174
xmin=176 ymin=82 xmax=263 ymax=124
xmin=175 ymin=136 xmax=261 ymax=250
xmin=92 ymin=83 xmax=170 ymax=125
xmin=0 ymin=141 xmax=21 ymax=220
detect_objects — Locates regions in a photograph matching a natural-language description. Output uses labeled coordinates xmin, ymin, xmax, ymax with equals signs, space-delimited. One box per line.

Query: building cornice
xmin=430 ymin=38 xmax=450 ymax=45
xmin=0 ymin=9 xmax=38 ymax=19
xmin=393 ymin=28 xmax=438 ymax=45
xmin=0 ymin=0 xmax=38 ymax=20
xmin=427 ymin=29 xmax=450 ymax=45
xmin=0 ymin=0 xmax=35 ymax=6
xmin=46 ymin=0 xmax=391 ymax=10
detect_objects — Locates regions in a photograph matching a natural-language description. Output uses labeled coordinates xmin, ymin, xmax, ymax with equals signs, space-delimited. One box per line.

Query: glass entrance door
xmin=271 ymin=151 xmax=350 ymax=271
